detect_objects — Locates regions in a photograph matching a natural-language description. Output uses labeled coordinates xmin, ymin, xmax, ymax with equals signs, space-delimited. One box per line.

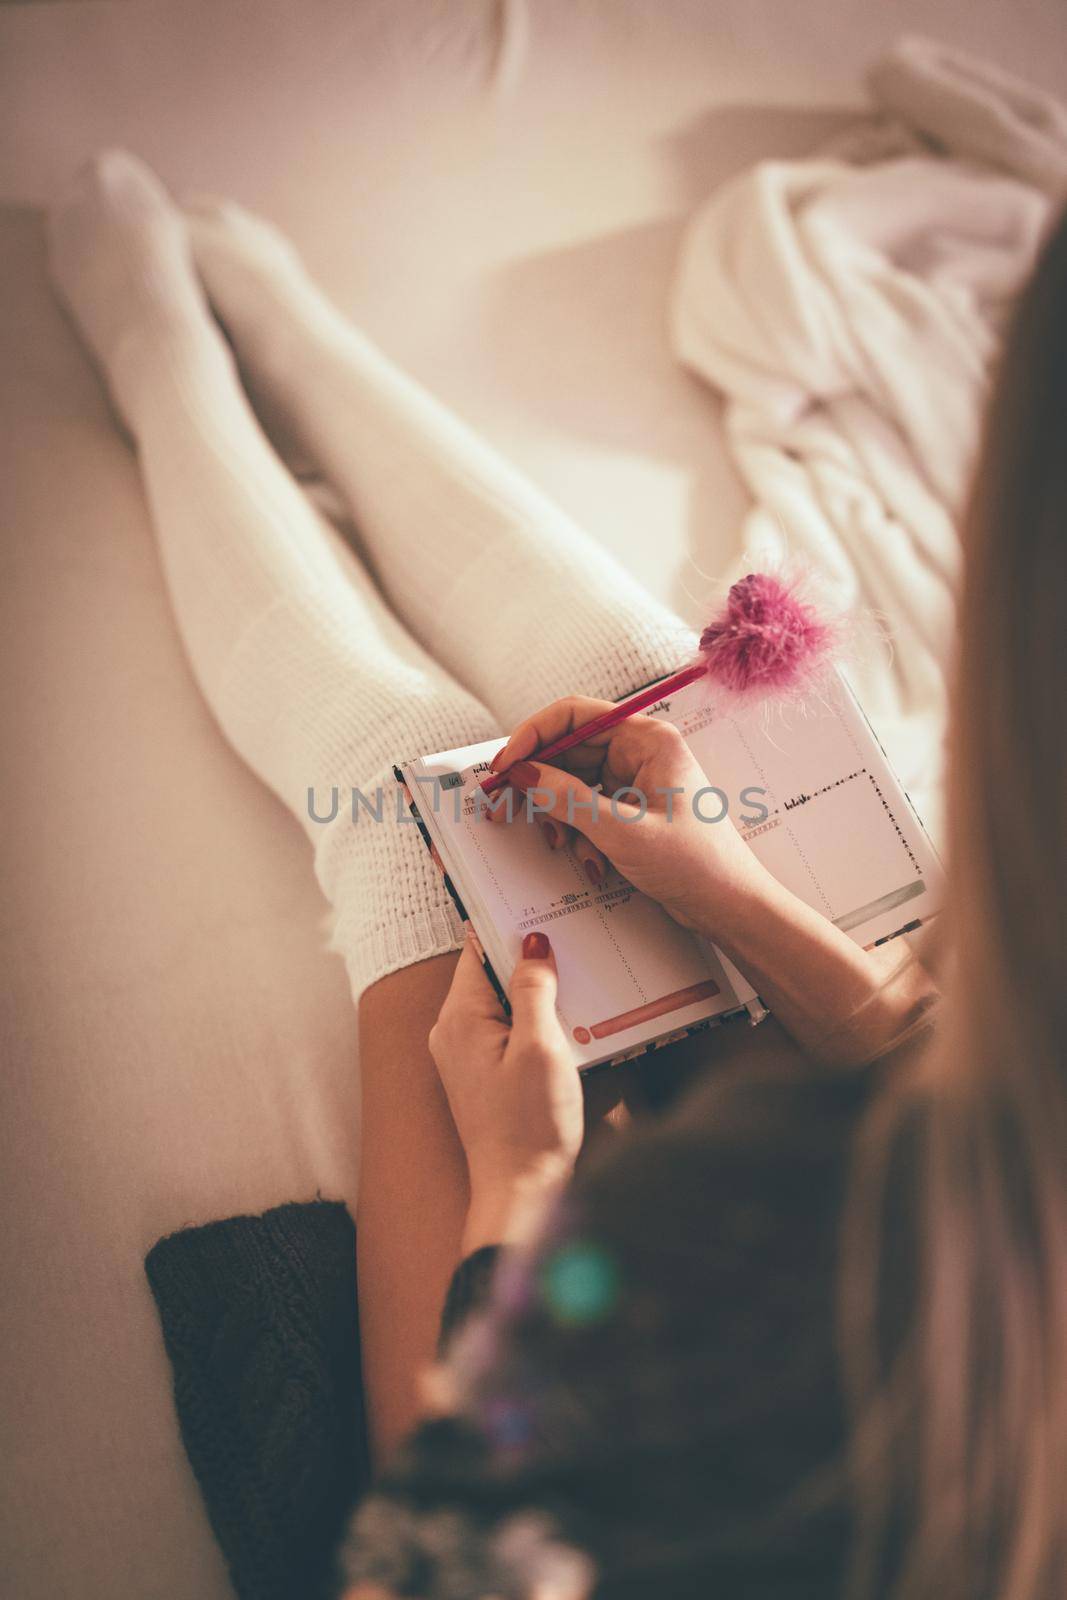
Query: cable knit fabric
xmin=145 ymin=1200 xmax=369 ymax=1600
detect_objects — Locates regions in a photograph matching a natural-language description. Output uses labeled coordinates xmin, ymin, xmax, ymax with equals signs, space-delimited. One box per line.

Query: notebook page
xmin=654 ymin=668 xmax=943 ymax=947
xmin=407 ymin=740 xmax=741 ymax=1069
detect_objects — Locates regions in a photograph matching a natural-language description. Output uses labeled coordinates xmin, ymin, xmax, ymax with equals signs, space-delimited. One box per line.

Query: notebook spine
xmin=393 ymin=766 xmax=511 ymax=1016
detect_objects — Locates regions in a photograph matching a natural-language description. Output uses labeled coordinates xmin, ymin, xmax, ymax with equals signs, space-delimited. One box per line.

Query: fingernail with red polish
xmin=584 ymin=858 xmax=603 ymax=888
xmin=507 ymin=760 xmax=541 ymax=791
xmin=481 ymin=784 xmax=512 ymax=818
xmin=522 ymin=931 xmax=551 ymax=959
xmin=538 ymin=819 xmax=561 ymax=849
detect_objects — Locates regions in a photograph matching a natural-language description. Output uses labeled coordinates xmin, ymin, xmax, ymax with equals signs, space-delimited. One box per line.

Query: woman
xmin=48 ymin=152 xmax=1065 ymax=1597
xmin=341 ymin=203 xmax=1067 ymax=1600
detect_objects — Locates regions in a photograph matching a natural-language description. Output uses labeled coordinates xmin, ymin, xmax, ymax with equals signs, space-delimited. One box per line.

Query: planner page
xmin=403 ymin=739 xmax=746 ymax=1070
xmin=403 ymin=667 xmax=942 ymax=1069
xmin=653 ymin=666 xmax=944 ymax=948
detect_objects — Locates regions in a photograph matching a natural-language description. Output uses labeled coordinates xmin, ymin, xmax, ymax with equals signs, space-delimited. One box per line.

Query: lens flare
xmin=540 ymin=1240 xmax=620 ymax=1327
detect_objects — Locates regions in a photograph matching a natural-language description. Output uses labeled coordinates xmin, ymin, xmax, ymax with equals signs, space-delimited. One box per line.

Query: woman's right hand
xmin=484 ymin=696 xmax=775 ymax=946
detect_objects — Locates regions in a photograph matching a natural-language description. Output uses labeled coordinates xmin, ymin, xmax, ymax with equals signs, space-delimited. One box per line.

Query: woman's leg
xmin=47 ymin=152 xmax=499 ymax=1004
xmin=356 ymin=955 xmax=465 ymax=1455
xmin=185 ymin=201 xmax=698 ymax=731
xmin=47 ymin=152 xmax=498 ymax=1458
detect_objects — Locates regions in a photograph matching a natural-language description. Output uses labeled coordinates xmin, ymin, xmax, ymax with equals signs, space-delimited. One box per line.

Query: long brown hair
xmin=846 ymin=201 xmax=1067 ymax=1599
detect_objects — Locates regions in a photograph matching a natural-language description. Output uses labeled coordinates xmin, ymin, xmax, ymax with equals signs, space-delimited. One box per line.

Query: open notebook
xmin=395 ymin=667 xmax=944 ymax=1071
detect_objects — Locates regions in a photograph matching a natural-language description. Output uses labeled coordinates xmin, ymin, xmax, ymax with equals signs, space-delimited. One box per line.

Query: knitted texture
xmin=187 ymin=197 xmax=699 ymax=729
xmin=145 ymin=1200 xmax=369 ymax=1600
xmin=132 ymin=346 xmax=501 ymax=999
xmin=149 ymin=208 xmax=695 ymax=989
xmin=50 ymin=156 xmax=697 ymax=999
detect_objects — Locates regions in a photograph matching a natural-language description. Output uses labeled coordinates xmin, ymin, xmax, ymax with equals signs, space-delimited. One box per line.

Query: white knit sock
xmin=47 ymin=151 xmax=499 ymax=1000
xmin=185 ymin=198 xmax=697 ymax=731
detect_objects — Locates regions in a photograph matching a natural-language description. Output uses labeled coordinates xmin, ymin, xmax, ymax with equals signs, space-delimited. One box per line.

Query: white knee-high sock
xmin=185 ymin=201 xmax=698 ymax=731
xmin=48 ymin=152 xmax=498 ymax=1000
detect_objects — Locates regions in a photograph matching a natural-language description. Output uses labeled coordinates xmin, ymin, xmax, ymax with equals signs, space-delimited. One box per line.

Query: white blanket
xmin=671 ymin=36 xmax=1067 ymax=837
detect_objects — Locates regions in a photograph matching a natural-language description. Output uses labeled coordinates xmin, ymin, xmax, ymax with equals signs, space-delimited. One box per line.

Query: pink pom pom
xmin=698 ymin=570 xmax=836 ymax=697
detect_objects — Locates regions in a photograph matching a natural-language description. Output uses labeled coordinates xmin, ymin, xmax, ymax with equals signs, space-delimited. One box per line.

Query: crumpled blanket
xmin=671 ymin=36 xmax=1067 ymax=835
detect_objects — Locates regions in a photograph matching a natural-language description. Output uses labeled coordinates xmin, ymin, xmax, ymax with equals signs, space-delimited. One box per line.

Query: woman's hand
xmin=429 ymin=931 xmax=583 ymax=1253
xmin=483 ymin=699 xmax=938 ymax=1067
xmin=485 ymin=696 xmax=774 ymax=946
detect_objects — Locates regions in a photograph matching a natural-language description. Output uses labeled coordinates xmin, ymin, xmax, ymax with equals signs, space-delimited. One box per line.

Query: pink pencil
xmin=480 ymin=570 xmax=836 ymax=796
xmin=480 ymin=662 xmax=705 ymax=794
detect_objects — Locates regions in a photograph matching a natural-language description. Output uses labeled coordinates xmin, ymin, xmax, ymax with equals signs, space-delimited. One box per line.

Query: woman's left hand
xmin=429 ymin=931 xmax=583 ymax=1252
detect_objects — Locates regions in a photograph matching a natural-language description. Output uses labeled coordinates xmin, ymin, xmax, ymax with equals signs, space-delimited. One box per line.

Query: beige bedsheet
xmin=2 ymin=3 xmax=1065 ymax=1596
xmin=0 ymin=206 xmax=361 ymax=1598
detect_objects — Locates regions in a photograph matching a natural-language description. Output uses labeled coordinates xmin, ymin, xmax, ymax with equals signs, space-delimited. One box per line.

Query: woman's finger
xmin=507 ymin=931 xmax=564 ymax=1043
xmin=491 ymin=758 xmax=643 ymax=851
xmin=485 ymin=792 xmax=577 ymax=850
xmin=540 ymin=811 xmax=585 ymax=854
xmin=569 ymin=833 xmax=611 ymax=892
xmin=441 ymin=935 xmax=508 ymax=1024
xmin=489 ymin=697 xmax=617 ymax=777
